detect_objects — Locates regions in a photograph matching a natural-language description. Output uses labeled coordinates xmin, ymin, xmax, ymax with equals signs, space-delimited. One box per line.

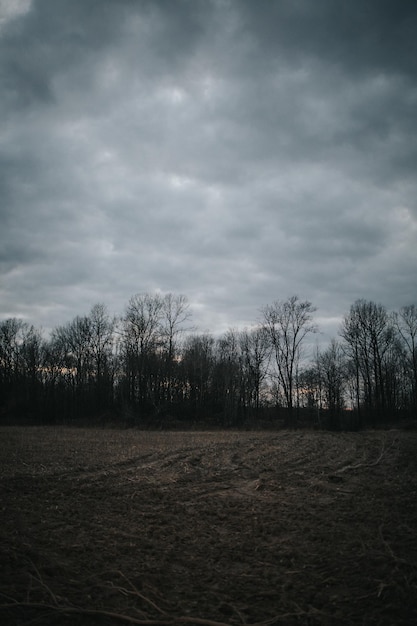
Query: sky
xmin=1 ymin=0 xmax=417 ymax=345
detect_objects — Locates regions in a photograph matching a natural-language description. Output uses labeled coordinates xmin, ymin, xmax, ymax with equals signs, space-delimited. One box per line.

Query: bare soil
xmin=0 ymin=427 xmax=416 ymax=625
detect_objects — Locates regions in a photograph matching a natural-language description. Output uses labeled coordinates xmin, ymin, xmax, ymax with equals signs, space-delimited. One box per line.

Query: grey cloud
xmin=238 ymin=0 xmax=417 ymax=78
xmin=0 ymin=0 xmax=416 ymax=341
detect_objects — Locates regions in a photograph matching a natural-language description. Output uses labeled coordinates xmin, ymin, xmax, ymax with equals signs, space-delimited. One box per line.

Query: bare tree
xmin=393 ymin=304 xmax=417 ymax=412
xmin=124 ymin=293 xmax=164 ymax=356
xmin=88 ymin=303 xmax=116 ymax=411
xmin=340 ymin=299 xmax=396 ymax=421
xmin=161 ymin=294 xmax=191 ymax=362
xmin=262 ymin=296 xmax=317 ymax=424
xmin=240 ymin=326 xmax=270 ymax=411
xmin=215 ymin=328 xmax=243 ymax=425
xmin=0 ymin=318 xmax=26 ymax=391
xmin=52 ymin=316 xmax=92 ymax=389
xmin=317 ymin=339 xmax=346 ymax=429
xmin=0 ymin=319 xmax=44 ymax=418
xmin=181 ymin=333 xmax=215 ymax=418
xmin=121 ymin=293 xmax=165 ymax=412
xmin=51 ymin=315 xmax=93 ymax=417
xmin=161 ymin=294 xmax=192 ymax=405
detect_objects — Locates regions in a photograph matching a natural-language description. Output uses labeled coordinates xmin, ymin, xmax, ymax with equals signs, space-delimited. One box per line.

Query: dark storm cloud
xmin=239 ymin=0 xmax=417 ymax=76
xmin=0 ymin=0 xmax=416 ymax=339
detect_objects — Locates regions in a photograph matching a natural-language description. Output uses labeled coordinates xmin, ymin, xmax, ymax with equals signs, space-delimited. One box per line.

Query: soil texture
xmin=0 ymin=427 xmax=417 ymax=625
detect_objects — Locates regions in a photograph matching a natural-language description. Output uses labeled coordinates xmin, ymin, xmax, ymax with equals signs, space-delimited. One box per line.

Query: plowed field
xmin=1 ymin=427 xmax=416 ymax=625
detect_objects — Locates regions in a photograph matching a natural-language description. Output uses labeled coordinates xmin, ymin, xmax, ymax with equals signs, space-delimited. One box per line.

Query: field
xmin=1 ymin=427 xmax=417 ymax=625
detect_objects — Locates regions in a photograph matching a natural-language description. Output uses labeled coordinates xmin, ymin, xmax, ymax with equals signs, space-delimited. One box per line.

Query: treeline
xmin=0 ymin=294 xmax=416 ymax=429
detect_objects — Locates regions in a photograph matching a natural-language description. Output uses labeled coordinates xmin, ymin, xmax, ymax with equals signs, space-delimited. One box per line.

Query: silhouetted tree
xmin=51 ymin=315 xmax=93 ymax=417
xmin=0 ymin=319 xmax=43 ymax=419
xmin=2 ymin=293 xmax=416 ymax=427
xmin=214 ymin=329 xmax=243 ymax=425
xmin=239 ymin=326 xmax=270 ymax=412
xmin=393 ymin=304 xmax=417 ymax=414
xmin=120 ymin=293 xmax=165 ymax=415
xmin=160 ymin=293 xmax=191 ymax=408
xmin=262 ymin=296 xmax=317 ymax=425
xmin=317 ymin=339 xmax=346 ymax=429
xmin=88 ymin=303 xmax=116 ymax=412
xmin=340 ymin=300 xmax=396 ymax=422
xmin=180 ymin=333 xmax=215 ymax=419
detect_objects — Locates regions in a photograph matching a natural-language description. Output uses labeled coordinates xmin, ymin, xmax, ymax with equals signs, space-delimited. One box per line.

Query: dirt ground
xmin=0 ymin=427 xmax=416 ymax=625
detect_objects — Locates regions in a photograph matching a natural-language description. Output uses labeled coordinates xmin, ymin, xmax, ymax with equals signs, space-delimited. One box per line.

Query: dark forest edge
xmin=1 ymin=294 xmax=416 ymax=430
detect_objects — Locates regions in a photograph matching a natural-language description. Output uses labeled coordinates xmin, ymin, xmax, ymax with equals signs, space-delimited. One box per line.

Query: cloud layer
xmin=1 ymin=0 xmax=416 ymax=342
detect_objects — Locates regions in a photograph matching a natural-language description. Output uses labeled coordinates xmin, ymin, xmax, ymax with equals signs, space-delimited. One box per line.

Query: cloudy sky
xmin=1 ymin=0 xmax=416 ymax=343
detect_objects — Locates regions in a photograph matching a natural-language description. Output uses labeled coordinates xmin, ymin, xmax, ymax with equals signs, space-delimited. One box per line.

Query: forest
xmin=0 ymin=294 xmax=416 ymax=429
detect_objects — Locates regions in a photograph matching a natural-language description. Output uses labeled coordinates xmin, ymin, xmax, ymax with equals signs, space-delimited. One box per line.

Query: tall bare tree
xmin=215 ymin=329 xmax=243 ymax=425
xmin=240 ymin=326 xmax=270 ymax=411
xmin=340 ymin=299 xmax=396 ymax=420
xmin=0 ymin=318 xmax=26 ymax=393
xmin=161 ymin=294 xmax=191 ymax=361
xmin=181 ymin=333 xmax=215 ymax=419
xmin=393 ymin=304 xmax=417 ymax=412
xmin=88 ymin=303 xmax=115 ymax=411
xmin=51 ymin=315 xmax=93 ymax=416
xmin=0 ymin=319 xmax=44 ymax=419
xmin=121 ymin=293 xmax=165 ymax=412
xmin=262 ymin=296 xmax=317 ymax=424
xmin=317 ymin=339 xmax=346 ymax=429
xmin=161 ymin=294 xmax=191 ymax=405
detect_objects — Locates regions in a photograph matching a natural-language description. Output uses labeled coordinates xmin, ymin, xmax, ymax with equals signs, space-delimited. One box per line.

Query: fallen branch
xmin=28 ymin=559 xmax=60 ymax=607
xmin=378 ymin=524 xmax=407 ymax=566
xmin=107 ymin=569 xmax=169 ymax=617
